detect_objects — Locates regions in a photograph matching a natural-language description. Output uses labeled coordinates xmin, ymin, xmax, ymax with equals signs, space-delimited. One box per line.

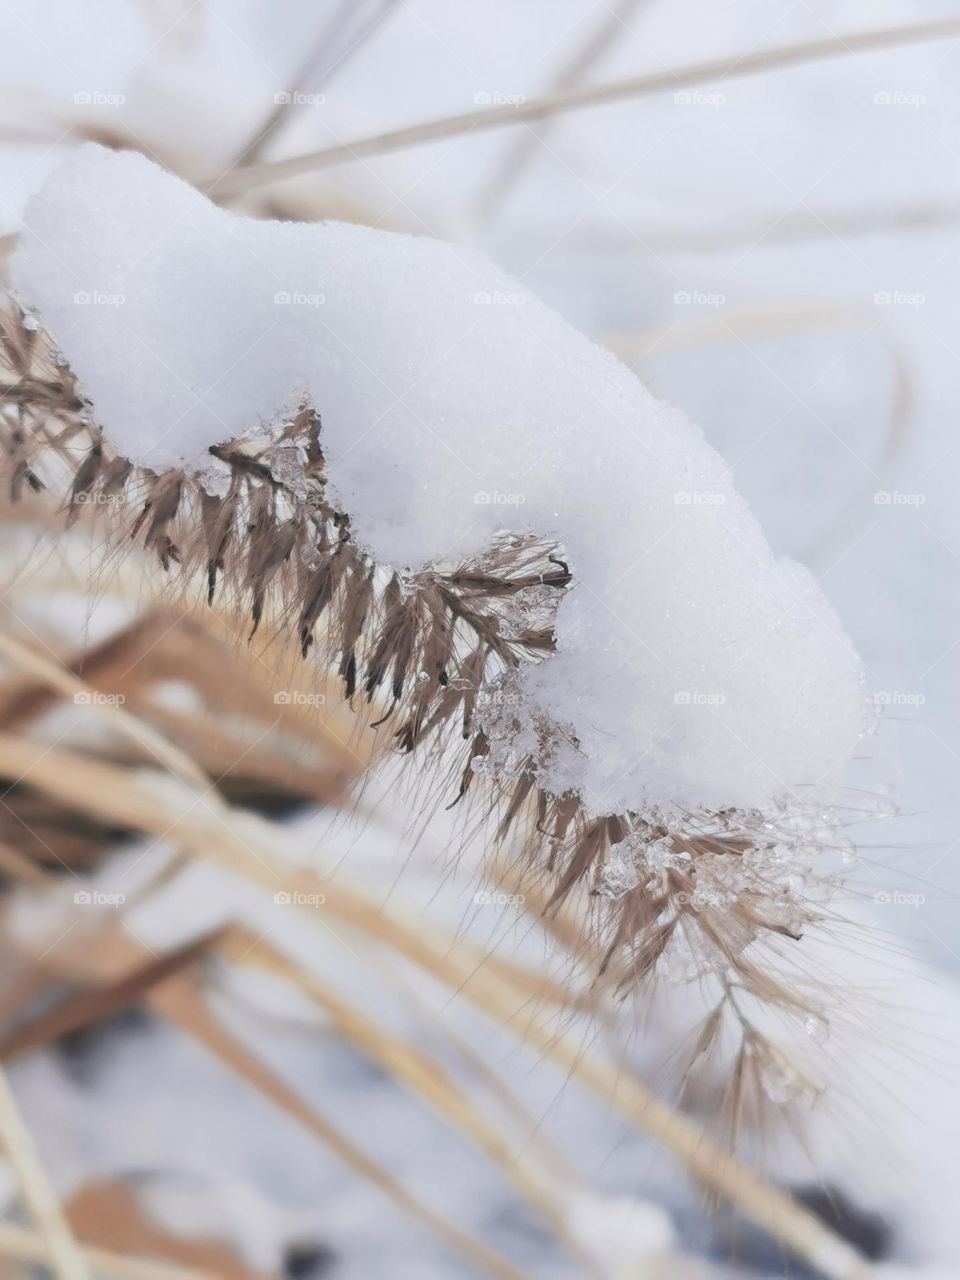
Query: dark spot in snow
xmin=284 ymin=1242 xmax=338 ymax=1277
xmin=708 ymin=1181 xmax=892 ymax=1275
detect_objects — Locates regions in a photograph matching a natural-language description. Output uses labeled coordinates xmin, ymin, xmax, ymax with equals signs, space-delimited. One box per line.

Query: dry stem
xmin=209 ymin=18 xmax=960 ymax=197
xmin=0 ymin=733 xmax=868 ymax=1278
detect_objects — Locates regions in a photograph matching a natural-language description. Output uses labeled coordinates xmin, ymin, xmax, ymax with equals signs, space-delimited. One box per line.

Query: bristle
xmin=0 ymin=310 xmax=834 ymax=1050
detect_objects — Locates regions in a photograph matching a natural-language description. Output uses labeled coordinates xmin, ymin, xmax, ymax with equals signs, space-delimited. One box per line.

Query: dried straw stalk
xmin=0 ymin=1066 xmax=89 ymax=1280
xmin=209 ymin=17 xmax=960 ymax=196
xmin=0 ymin=731 xmax=868 ymax=1279
xmin=0 ymin=1221 xmax=210 ymax=1280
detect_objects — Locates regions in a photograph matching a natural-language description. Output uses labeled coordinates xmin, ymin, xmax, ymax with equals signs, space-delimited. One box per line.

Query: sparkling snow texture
xmin=13 ymin=145 xmax=865 ymax=814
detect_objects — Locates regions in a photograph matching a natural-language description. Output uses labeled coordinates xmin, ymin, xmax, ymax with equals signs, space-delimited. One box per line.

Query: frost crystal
xmin=498 ymin=583 xmax=562 ymax=641
xmin=198 ymin=458 xmax=232 ymax=499
xmin=474 ymin=672 xmax=554 ymax=782
xmin=620 ymin=798 xmax=852 ymax=985
xmin=599 ymin=831 xmax=691 ymax=901
xmin=643 ymin=835 xmax=691 ymax=880
xmin=266 ymin=444 xmax=308 ymax=502
xmin=598 ymin=845 xmax=641 ymax=900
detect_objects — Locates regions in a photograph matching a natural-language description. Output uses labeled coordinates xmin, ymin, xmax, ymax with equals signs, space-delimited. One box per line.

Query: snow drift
xmin=12 ymin=144 xmax=866 ymax=815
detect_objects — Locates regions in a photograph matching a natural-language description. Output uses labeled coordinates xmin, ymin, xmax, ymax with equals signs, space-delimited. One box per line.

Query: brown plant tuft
xmin=0 ymin=304 xmax=836 ymax=1070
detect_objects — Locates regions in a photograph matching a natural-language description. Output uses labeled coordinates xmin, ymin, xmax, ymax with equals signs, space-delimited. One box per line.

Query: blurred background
xmin=1 ymin=2 xmax=960 ymax=1277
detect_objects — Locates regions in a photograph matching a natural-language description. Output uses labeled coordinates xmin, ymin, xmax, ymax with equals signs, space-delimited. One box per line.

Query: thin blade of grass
xmin=209 ymin=18 xmax=960 ymax=197
xmin=149 ymin=972 xmax=528 ymax=1280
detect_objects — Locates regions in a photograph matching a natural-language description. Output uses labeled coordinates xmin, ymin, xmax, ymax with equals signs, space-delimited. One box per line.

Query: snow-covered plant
xmin=1 ymin=145 xmax=869 ymax=1097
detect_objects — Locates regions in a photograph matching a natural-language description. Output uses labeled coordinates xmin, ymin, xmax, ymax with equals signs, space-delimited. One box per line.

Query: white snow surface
xmin=564 ymin=1192 xmax=676 ymax=1277
xmin=13 ymin=145 xmax=865 ymax=814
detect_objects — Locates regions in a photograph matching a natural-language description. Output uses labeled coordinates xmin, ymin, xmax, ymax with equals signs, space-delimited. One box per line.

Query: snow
xmin=627 ymin=892 xmax=960 ymax=1271
xmin=3 ymin=4 xmax=960 ymax=1274
xmin=563 ymin=1192 xmax=676 ymax=1278
xmin=12 ymin=144 xmax=866 ymax=815
xmin=873 ymin=1270 xmax=960 ymax=1280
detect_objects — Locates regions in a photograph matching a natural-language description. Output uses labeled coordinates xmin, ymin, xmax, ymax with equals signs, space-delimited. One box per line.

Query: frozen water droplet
xmin=21 ymin=314 xmax=39 ymax=332
xmin=759 ymin=1057 xmax=805 ymax=1105
xmin=598 ymin=846 xmax=640 ymax=900
xmin=417 ymin=670 xmax=430 ymax=683
xmin=645 ymin=835 xmax=690 ymax=874
xmin=803 ymin=1014 xmax=830 ymax=1045
xmin=199 ymin=459 xmax=232 ymax=499
xmin=268 ymin=444 xmax=307 ymax=500
xmin=470 ymin=755 xmax=489 ymax=774
xmin=51 ymin=349 xmax=68 ymax=367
